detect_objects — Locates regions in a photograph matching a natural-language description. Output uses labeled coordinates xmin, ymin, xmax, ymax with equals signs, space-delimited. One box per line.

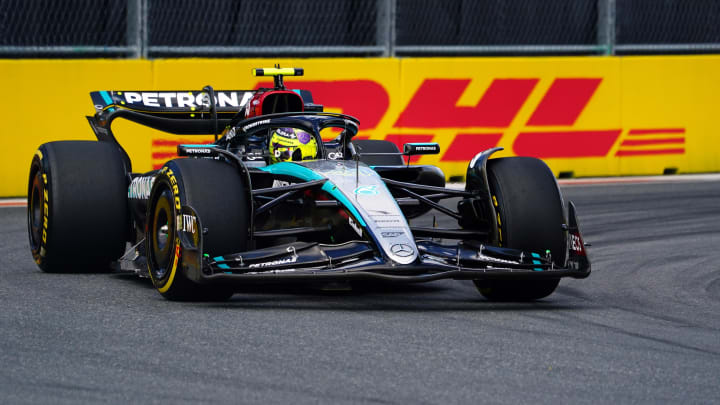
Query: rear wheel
xmin=352 ymin=139 xmax=404 ymax=166
xmin=146 ymin=158 xmax=248 ymax=301
xmin=474 ymin=157 xmax=565 ymax=301
xmin=27 ymin=141 xmax=129 ymax=272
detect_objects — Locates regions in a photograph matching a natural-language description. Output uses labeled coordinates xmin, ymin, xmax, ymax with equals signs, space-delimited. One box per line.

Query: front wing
xmin=175 ymin=202 xmax=590 ymax=285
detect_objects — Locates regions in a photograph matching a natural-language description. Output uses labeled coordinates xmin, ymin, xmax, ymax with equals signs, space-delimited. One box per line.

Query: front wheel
xmin=146 ymin=158 xmax=248 ymax=301
xmin=473 ymin=157 xmax=565 ymax=301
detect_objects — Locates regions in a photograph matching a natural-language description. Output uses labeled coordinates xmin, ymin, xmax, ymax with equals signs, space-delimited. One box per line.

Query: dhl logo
xmin=152 ymin=78 xmax=685 ymax=169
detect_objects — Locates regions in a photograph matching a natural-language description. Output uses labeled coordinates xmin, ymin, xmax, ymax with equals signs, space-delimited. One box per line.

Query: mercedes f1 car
xmin=28 ymin=67 xmax=590 ymax=301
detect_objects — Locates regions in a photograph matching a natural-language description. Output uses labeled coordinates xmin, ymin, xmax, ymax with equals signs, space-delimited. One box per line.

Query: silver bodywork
xmin=301 ymin=160 xmax=418 ymax=265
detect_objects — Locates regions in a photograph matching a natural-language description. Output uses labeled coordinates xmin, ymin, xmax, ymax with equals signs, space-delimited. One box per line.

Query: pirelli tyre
xmin=352 ymin=139 xmax=404 ymax=166
xmin=474 ymin=157 xmax=566 ymax=301
xmin=27 ymin=141 xmax=129 ymax=272
xmin=146 ymin=158 xmax=248 ymax=301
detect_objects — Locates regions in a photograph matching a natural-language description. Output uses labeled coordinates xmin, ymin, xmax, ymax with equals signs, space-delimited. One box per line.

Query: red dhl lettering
xmin=150 ymin=77 xmax=685 ymax=168
xmin=526 ymin=78 xmax=602 ymax=126
xmin=395 ymin=78 xmax=538 ymax=128
xmin=441 ymin=133 xmax=503 ymax=161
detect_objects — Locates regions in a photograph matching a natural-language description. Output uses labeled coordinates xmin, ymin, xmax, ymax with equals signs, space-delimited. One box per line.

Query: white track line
xmin=557 ymin=173 xmax=720 ymax=186
xmin=0 ymin=198 xmax=26 ymax=208
xmin=445 ymin=173 xmax=720 ymax=190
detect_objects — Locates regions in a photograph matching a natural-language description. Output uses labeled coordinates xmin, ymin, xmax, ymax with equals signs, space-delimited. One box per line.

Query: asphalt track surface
xmin=1 ymin=177 xmax=719 ymax=404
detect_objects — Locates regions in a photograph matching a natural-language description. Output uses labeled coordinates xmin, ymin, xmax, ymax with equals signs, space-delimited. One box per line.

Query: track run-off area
xmin=1 ymin=175 xmax=719 ymax=404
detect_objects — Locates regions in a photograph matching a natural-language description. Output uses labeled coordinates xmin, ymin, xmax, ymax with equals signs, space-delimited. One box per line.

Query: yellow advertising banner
xmin=1 ymin=56 xmax=719 ymax=197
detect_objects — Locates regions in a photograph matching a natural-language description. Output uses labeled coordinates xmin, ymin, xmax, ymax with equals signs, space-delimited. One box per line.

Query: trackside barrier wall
xmin=1 ymin=56 xmax=719 ymax=197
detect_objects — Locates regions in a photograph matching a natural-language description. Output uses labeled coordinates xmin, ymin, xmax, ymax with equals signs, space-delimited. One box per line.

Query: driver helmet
xmin=268 ymin=127 xmax=318 ymax=164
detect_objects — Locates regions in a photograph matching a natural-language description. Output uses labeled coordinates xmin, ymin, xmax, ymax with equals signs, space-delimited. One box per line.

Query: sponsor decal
xmin=152 ymin=75 xmax=686 ymax=172
xmin=180 ymin=214 xmax=196 ymax=233
xmin=155 ymin=167 xmax=185 ymax=293
xmin=371 ymin=215 xmax=403 ymax=228
xmin=42 ymin=173 xmax=48 ymax=245
xmin=272 ymin=180 xmax=292 ymax=187
xmin=349 ymin=216 xmax=362 ymax=237
xmin=121 ymin=91 xmax=251 ymax=109
xmin=225 ymin=127 xmax=236 ymax=141
xmin=242 ymin=119 xmax=270 ymax=132
xmin=570 ymin=233 xmax=584 ymax=254
xmin=185 ymin=148 xmax=212 ymax=154
xmin=255 ymin=78 xmax=685 ymax=161
xmin=403 ymin=143 xmax=441 ymax=157
xmin=128 ymin=176 xmax=155 ymax=200
xmin=614 ymin=128 xmax=686 ymax=157
xmin=248 ymin=251 xmax=299 ymax=268
xmin=390 ymin=243 xmax=414 ymax=257
xmin=381 ymin=231 xmax=403 ymax=237
xmin=327 ymin=151 xmax=343 ymax=160
xmin=275 ymin=128 xmax=298 ymax=139
xmin=161 ymin=167 xmax=182 ymax=210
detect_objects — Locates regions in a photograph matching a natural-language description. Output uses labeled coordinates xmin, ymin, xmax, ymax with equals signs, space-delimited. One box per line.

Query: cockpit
xmin=222 ymin=113 xmax=360 ymax=168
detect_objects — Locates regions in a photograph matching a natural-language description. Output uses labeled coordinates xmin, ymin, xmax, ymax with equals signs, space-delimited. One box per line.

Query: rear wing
xmin=90 ymin=90 xmax=255 ymax=117
xmin=87 ymin=89 xmax=255 ymax=143
xmin=87 ymin=67 xmax=318 ymax=172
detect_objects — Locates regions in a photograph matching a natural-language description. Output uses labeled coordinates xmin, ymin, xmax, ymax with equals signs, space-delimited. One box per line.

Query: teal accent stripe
xmin=259 ymin=162 xmax=324 ymax=181
xmin=531 ymin=252 xmax=542 ymax=271
xmin=260 ymin=162 xmax=366 ymax=227
xmin=212 ymin=255 xmax=230 ymax=270
xmin=321 ymin=182 xmax=366 ymax=227
xmin=100 ymin=91 xmax=113 ymax=106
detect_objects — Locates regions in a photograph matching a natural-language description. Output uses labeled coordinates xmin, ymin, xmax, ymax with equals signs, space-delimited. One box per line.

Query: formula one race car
xmin=27 ymin=67 xmax=590 ymax=301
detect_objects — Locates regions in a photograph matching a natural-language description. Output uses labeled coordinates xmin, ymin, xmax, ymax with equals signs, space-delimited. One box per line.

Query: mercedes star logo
xmin=390 ymin=243 xmax=414 ymax=257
